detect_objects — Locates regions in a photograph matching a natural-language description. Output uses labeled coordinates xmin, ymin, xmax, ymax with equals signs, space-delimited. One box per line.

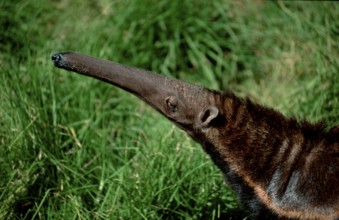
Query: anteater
xmin=51 ymin=52 xmax=339 ymax=219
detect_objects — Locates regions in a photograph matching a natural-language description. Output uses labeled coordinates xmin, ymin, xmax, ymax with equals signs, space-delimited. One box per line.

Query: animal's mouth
xmin=51 ymin=52 xmax=71 ymax=69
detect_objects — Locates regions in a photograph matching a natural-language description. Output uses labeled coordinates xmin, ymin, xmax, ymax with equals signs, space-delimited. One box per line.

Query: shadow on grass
xmin=158 ymin=203 xmax=249 ymax=220
xmin=199 ymin=206 xmax=249 ymax=220
xmin=156 ymin=191 xmax=250 ymax=220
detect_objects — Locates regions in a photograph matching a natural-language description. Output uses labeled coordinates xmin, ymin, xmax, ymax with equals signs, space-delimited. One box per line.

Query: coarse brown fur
xmin=194 ymin=91 xmax=339 ymax=219
xmin=52 ymin=52 xmax=339 ymax=219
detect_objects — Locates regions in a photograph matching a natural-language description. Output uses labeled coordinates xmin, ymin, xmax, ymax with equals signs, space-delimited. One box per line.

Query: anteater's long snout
xmin=51 ymin=52 xmax=160 ymax=86
xmin=50 ymin=52 xmax=205 ymax=120
xmin=50 ymin=52 xmax=169 ymax=101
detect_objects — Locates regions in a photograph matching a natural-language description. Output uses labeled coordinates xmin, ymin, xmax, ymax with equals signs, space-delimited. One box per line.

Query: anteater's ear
xmin=197 ymin=106 xmax=219 ymax=129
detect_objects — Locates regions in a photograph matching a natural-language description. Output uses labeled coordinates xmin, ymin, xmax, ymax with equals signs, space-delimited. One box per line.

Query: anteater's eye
xmin=166 ymin=97 xmax=177 ymax=113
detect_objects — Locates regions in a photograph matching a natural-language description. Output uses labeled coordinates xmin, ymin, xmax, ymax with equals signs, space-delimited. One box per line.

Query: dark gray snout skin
xmin=50 ymin=52 xmax=215 ymax=129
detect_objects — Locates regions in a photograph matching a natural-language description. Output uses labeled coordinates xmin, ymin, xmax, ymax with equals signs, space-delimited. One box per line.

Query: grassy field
xmin=1 ymin=0 xmax=338 ymax=219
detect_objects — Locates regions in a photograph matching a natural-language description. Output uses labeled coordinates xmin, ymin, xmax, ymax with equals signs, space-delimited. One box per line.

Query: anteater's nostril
xmin=51 ymin=53 xmax=62 ymax=64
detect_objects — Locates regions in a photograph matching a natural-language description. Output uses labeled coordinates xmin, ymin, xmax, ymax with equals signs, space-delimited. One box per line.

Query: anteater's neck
xmin=196 ymin=92 xmax=334 ymax=218
xmin=200 ymin=91 xmax=323 ymax=189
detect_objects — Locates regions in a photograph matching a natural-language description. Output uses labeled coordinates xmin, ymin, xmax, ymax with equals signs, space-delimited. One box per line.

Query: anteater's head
xmin=52 ymin=52 xmax=224 ymax=143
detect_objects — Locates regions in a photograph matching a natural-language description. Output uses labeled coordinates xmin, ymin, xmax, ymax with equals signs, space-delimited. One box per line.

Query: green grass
xmin=1 ymin=0 xmax=338 ymax=219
